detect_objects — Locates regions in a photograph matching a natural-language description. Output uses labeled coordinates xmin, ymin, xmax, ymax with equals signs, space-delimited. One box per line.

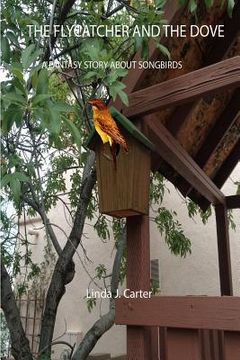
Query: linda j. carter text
xmin=87 ymin=289 xmax=152 ymax=299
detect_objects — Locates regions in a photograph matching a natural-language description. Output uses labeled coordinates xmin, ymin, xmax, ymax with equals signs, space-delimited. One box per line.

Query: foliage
xmin=150 ymin=279 xmax=160 ymax=295
xmin=155 ymin=207 xmax=192 ymax=257
xmin=234 ymin=181 xmax=240 ymax=195
xmin=186 ymin=198 xmax=237 ymax=231
xmin=179 ymin=0 xmax=235 ymax=16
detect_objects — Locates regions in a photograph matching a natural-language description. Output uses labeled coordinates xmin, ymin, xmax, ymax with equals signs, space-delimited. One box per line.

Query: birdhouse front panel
xmin=95 ymin=129 xmax=151 ymax=218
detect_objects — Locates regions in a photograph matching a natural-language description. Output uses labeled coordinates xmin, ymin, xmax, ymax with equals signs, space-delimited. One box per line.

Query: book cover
xmin=1 ymin=0 xmax=239 ymax=359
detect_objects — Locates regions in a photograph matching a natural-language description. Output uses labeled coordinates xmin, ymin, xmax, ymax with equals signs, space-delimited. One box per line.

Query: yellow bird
xmin=88 ymin=98 xmax=128 ymax=168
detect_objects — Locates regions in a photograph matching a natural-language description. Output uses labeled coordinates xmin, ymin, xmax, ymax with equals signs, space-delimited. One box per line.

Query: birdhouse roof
xmin=86 ymin=106 xmax=155 ymax=151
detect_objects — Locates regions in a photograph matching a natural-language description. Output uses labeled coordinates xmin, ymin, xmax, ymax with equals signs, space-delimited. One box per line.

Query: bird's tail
xmin=110 ymin=143 xmax=118 ymax=170
xmin=114 ymin=132 xmax=128 ymax=153
xmin=122 ymin=142 xmax=128 ymax=152
xmin=118 ymin=137 xmax=128 ymax=152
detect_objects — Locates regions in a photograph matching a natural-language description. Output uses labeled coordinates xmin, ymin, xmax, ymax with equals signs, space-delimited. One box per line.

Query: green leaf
xmin=21 ymin=44 xmax=35 ymax=68
xmin=36 ymin=69 xmax=49 ymax=95
xmin=1 ymin=172 xmax=28 ymax=189
xmin=155 ymin=0 xmax=166 ymax=9
xmin=3 ymin=92 xmax=26 ymax=106
xmin=53 ymin=102 xmax=74 ymax=112
xmin=47 ymin=104 xmax=61 ymax=134
xmin=118 ymin=90 xmax=129 ymax=106
xmin=10 ymin=178 xmax=21 ymax=201
xmin=14 ymin=172 xmax=29 ymax=182
xmin=109 ymin=81 xmax=126 ymax=101
xmin=188 ymin=0 xmax=197 ymax=12
xmin=83 ymin=71 xmax=98 ymax=81
xmin=32 ymin=94 xmax=51 ymax=106
xmin=6 ymin=31 xmax=19 ymax=47
xmin=86 ymin=297 xmax=96 ymax=313
xmin=205 ymin=0 xmax=213 ymax=7
xmin=62 ymin=116 xmax=82 ymax=149
xmin=156 ymin=43 xmax=171 ymax=59
xmin=83 ymin=38 xmax=102 ymax=60
xmin=115 ymin=68 xmax=128 ymax=78
xmin=134 ymin=35 xmax=143 ymax=52
xmin=12 ymin=77 xmax=27 ymax=96
xmin=10 ymin=64 xmax=24 ymax=83
xmin=95 ymin=264 xmax=107 ymax=279
xmin=2 ymin=104 xmax=24 ymax=133
xmin=227 ymin=0 xmax=235 ymax=17
xmin=105 ymin=68 xmax=128 ymax=86
xmin=1 ymin=174 xmax=12 ymax=188
xmin=141 ymin=38 xmax=149 ymax=60
xmin=21 ymin=44 xmax=42 ymax=69
xmin=178 ymin=0 xmax=187 ymax=6
xmin=1 ymin=36 xmax=11 ymax=63
xmin=31 ymin=68 xmax=40 ymax=89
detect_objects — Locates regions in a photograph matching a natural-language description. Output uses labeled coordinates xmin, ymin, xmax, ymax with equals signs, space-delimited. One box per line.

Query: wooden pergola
xmin=113 ymin=1 xmax=240 ymax=359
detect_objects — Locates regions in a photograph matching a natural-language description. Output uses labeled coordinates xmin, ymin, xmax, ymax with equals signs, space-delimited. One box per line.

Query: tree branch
xmin=72 ymin=227 xmax=126 ymax=359
xmin=38 ymin=151 xmax=96 ymax=357
xmin=1 ymin=260 xmax=33 ymax=360
xmin=22 ymin=195 xmax=62 ymax=256
xmin=43 ymin=0 xmax=78 ymax=61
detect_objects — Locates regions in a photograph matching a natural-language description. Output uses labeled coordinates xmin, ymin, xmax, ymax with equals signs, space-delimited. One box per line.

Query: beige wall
xmin=151 ymin=164 xmax=240 ymax=297
xmin=25 ymin=164 xmax=240 ymax=358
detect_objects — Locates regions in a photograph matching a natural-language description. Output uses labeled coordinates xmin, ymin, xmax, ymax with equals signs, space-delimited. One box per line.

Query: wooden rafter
xmin=177 ymin=90 xmax=240 ymax=198
xmin=124 ymin=56 xmax=240 ymax=118
xmin=226 ymin=195 xmax=240 ymax=209
xmin=213 ymin=140 xmax=240 ymax=189
xmin=204 ymin=95 xmax=240 ymax=163
xmin=166 ymin=2 xmax=240 ymax=136
xmin=203 ymin=0 xmax=240 ymax=66
xmin=145 ymin=117 xmax=225 ymax=205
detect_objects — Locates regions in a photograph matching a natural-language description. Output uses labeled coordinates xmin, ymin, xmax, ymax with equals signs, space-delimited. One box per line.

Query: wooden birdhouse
xmin=87 ymin=107 xmax=154 ymax=218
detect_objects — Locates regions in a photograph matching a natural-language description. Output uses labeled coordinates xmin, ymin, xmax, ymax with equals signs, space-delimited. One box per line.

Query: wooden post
xmin=126 ymin=215 xmax=150 ymax=359
xmin=215 ymin=203 xmax=233 ymax=296
xmin=167 ymin=329 xmax=201 ymax=360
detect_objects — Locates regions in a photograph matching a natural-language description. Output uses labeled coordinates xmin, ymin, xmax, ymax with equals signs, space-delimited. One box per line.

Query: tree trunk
xmin=1 ymin=261 xmax=33 ymax=360
xmin=72 ymin=227 xmax=126 ymax=359
xmin=38 ymin=153 xmax=96 ymax=358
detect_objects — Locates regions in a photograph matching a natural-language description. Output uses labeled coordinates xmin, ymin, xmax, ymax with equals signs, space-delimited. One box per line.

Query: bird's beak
xmin=88 ymin=99 xmax=94 ymax=105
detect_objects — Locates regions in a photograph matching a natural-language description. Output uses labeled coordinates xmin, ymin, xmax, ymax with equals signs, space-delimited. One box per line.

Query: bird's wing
xmin=96 ymin=111 xmax=128 ymax=151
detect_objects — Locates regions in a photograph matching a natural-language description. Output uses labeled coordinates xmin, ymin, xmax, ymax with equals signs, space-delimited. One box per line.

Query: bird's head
xmin=88 ymin=98 xmax=107 ymax=111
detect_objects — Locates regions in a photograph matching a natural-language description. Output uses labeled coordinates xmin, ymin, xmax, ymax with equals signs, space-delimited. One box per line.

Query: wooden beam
xmin=167 ymin=0 xmax=240 ymax=136
xmin=167 ymin=329 xmax=201 ymax=360
xmin=225 ymin=332 xmax=240 ymax=360
xmin=214 ymin=140 xmax=240 ymax=189
xmin=226 ymin=195 xmax=240 ymax=209
xmin=203 ymin=0 xmax=240 ymax=66
xmin=145 ymin=117 xmax=225 ymax=205
xmin=115 ymin=296 xmax=240 ymax=331
xmin=124 ymin=57 xmax=240 ymax=118
xmin=193 ymin=141 xmax=240 ymax=212
xmin=195 ymin=90 xmax=240 ymax=168
xmin=215 ymin=203 xmax=233 ymax=296
xmin=177 ymin=90 xmax=240 ymax=199
xmin=126 ymin=216 xmax=151 ymax=359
